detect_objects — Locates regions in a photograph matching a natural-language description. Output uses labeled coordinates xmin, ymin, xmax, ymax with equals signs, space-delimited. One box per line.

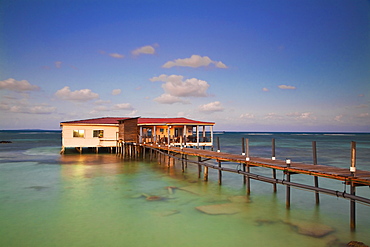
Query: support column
xmin=154 ymin=126 xmax=157 ymax=143
xmin=218 ymin=160 xmax=222 ymax=185
xmin=204 ymin=166 xmax=209 ymax=181
xmin=312 ymin=141 xmax=320 ymax=204
xmin=198 ymin=156 xmax=202 ymax=178
xmin=139 ymin=126 xmax=143 ymax=144
xmin=286 ymin=158 xmax=291 ymax=209
xmin=246 ymin=164 xmax=250 ymax=195
xmin=202 ymin=126 xmax=206 ymax=142
xmin=350 ymin=141 xmax=356 ymax=230
xmin=210 ymin=126 xmax=214 ymax=150
xmin=167 ymin=126 xmax=171 ymax=146
xmin=196 ymin=125 xmax=200 ymax=148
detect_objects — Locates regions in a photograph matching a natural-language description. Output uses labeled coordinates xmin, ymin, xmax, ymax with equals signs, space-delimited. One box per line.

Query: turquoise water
xmin=0 ymin=131 xmax=369 ymax=246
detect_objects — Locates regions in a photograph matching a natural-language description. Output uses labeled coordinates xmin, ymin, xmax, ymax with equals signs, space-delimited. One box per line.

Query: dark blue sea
xmin=0 ymin=130 xmax=369 ymax=246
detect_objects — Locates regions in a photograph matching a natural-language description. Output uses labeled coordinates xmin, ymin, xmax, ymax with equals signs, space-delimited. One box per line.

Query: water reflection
xmin=59 ymin=154 xmax=139 ymax=179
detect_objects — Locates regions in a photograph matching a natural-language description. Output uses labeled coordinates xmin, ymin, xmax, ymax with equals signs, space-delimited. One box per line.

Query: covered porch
xmin=138 ymin=123 xmax=214 ymax=148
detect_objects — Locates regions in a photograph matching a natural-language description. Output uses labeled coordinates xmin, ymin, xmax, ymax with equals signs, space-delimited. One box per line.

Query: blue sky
xmin=0 ymin=0 xmax=369 ymax=131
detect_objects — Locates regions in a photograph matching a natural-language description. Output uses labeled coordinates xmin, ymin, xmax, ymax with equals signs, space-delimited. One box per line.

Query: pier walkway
xmin=146 ymin=144 xmax=370 ymax=186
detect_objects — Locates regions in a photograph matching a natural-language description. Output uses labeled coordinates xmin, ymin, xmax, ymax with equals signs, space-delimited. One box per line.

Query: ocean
xmin=0 ymin=130 xmax=369 ymax=246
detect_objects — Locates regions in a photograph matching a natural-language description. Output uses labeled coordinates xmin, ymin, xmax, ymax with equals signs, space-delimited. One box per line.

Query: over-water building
xmin=60 ymin=117 xmax=215 ymax=153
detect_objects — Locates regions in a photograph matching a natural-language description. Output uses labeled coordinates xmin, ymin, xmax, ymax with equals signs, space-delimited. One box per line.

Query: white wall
xmin=62 ymin=125 xmax=118 ymax=147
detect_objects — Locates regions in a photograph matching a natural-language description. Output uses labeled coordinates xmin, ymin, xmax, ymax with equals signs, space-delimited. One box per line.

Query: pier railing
xmin=115 ymin=137 xmax=370 ymax=231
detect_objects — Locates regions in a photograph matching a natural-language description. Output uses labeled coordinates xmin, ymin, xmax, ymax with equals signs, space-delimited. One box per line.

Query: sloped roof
xmin=60 ymin=117 xmax=129 ymax=125
xmin=60 ymin=117 xmax=214 ymax=126
xmin=137 ymin=117 xmax=214 ymax=125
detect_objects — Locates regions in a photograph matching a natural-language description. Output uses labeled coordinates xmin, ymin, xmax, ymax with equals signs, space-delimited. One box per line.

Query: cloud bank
xmin=150 ymin=74 xmax=209 ymax=98
xmin=0 ymin=78 xmax=40 ymax=92
xmin=109 ymin=53 xmax=124 ymax=58
xmin=162 ymin=55 xmax=228 ymax=69
xmin=55 ymin=86 xmax=99 ymax=101
xmin=198 ymin=101 xmax=225 ymax=113
xmin=112 ymin=89 xmax=121 ymax=95
xmin=278 ymin=85 xmax=296 ymax=90
xmin=132 ymin=45 xmax=156 ymax=56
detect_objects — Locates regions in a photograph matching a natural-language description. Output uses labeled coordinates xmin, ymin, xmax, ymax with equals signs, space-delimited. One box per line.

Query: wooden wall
xmin=119 ymin=118 xmax=139 ymax=143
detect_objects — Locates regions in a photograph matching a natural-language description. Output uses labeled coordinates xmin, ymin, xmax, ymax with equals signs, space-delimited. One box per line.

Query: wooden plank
xmin=144 ymin=144 xmax=370 ymax=186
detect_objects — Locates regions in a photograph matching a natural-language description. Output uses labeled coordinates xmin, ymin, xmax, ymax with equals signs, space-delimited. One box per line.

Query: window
xmin=93 ymin=130 xmax=104 ymax=138
xmin=73 ymin=130 xmax=85 ymax=138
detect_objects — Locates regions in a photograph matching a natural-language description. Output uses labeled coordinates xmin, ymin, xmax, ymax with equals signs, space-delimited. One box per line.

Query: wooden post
xmin=198 ymin=156 xmax=202 ymax=178
xmin=181 ymin=154 xmax=185 ymax=173
xmin=272 ymin=169 xmax=277 ymax=193
xmin=268 ymin=138 xmax=276 ymax=192
xmin=218 ymin=160 xmax=222 ymax=185
xmin=204 ymin=166 xmax=209 ymax=181
xmin=244 ymin=138 xmax=249 ymax=185
xmin=243 ymin=163 xmax=246 ymax=184
xmin=210 ymin=126 xmax=214 ymax=151
xmin=312 ymin=141 xmax=320 ymax=204
xmin=168 ymin=150 xmax=172 ymax=167
xmin=241 ymin=137 xmax=245 ymax=155
xmin=196 ymin=125 xmax=200 ymax=149
xmin=217 ymin=137 xmax=220 ymax=152
xmin=286 ymin=158 xmax=291 ymax=209
xmin=246 ymin=164 xmax=250 ymax=195
xmin=350 ymin=141 xmax=356 ymax=230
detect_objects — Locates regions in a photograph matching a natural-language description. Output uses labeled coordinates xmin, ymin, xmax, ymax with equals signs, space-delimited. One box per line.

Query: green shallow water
xmin=0 ymin=153 xmax=368 ymax=247
xmin=0 ymin=131 xmax=369 ymax=246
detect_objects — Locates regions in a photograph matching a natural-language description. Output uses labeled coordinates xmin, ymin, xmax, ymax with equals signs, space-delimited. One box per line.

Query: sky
xmin=0 ymin=0 xmax=369 ymax=132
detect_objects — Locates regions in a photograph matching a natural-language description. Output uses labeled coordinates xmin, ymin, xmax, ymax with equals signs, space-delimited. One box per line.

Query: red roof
xmin=61 ymin=117 xmax=129 ymax=125
xmin=61 ymin=117 xmax=214 ymax=126
xmin=138 ymin=117 xmax=214 ymax=125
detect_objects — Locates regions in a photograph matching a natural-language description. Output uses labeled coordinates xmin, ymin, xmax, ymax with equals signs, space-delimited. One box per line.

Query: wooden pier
xmin=117 ymin=139 xmax=370 ymax=231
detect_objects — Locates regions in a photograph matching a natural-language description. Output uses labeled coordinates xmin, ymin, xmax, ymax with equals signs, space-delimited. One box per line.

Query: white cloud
xmin=0 ymin=101 xmax=56 ymax=114
xmin=128 ymin=110 xmax=138 ymax=116
xmin=214 ymin=61 xmax=228 ymax=69
xmin=278 ymin=85 xmax=296 ymax=90
xmin=150 ymin=74 xmax=210 ymax=98
xmin=132 ymin=45 xmax=156 ymax=56
xmin=28 ymin=105 xmax=57 ymax=114
xmin=93 ymin=106 xmax=108 ymax=112
xmin=264 ymin=113 xmax=283 ymax=120
xmin=163 ymin=78 xmax=209 ymax=97
xmin=286 ymin=112 xmax=316 ymax=120
xmin=114 ymin=103 xmax=133 ymax=110
xmin=112 ymin=89 xmax=121 ymax=95
xmin=354 ymin=104 xmax=368 ymax=109
xmin=262 ymin=87 xmax=269 ymax=92
xmin=162 ymin=55 xmax=228 ymax=69
xmin=154 ymin=94 xmax=189 ymax=104
xmin=0 ymin=78 xmax=40 ymax=91
xmin=334 ymin=115 xmax=343 ymax=122
xmin=94 ymin=99 xmax=111 ymax=105
xmin=358 ymin=113 xmax=369 ymax=118
xmin=240 ymin=113 xmax=255 ymax=119
xmin=55 ymin=86 xmax=99 ymax=101
xmin=198 ymin=101 xmax=225 ymax=113
xmin=109 ymin=53 xmax=124 ymax=58
xmin=55 ymin=61 xmax=62 ymax=68
xmin=150 ymin=74 xmax=183 ymax=83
